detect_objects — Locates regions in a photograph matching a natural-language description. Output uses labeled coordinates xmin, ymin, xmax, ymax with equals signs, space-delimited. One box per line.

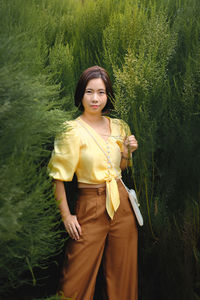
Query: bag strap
xmin=119 ymin=177 xmax=130 ymax=192
xmin=76 ymin=119 xmax=127 ymax=187
xmin=76 ymin=119 xmax=111 ymax=162
xmin=77 ymin=120 xmax=140 ymax=208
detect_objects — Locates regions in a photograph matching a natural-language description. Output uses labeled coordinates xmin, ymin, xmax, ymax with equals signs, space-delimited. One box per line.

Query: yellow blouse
xmin=48 ymin=116 xmax=132 ymax=219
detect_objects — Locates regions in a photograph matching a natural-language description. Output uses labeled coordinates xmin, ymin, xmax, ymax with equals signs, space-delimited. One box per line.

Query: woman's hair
xmin=74 ymin=66 xmax=115 ymax=112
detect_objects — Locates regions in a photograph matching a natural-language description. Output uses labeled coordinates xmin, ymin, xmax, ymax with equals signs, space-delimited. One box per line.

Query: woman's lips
xmin=90 ymin=105 xmax=99 ymax=109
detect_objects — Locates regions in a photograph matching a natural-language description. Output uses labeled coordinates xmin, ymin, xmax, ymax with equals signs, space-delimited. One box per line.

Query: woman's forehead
xmin=86 ymin=78 xmax=106 ymax=90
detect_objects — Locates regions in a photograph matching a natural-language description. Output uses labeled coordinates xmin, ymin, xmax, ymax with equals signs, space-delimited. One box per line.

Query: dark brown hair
xmin=74 ymin=66 xmax=115 ymax=111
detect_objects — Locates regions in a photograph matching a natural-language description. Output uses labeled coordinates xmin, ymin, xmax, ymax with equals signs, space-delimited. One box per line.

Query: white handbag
xmin=120 ymin=180 xmax=144 ymax=226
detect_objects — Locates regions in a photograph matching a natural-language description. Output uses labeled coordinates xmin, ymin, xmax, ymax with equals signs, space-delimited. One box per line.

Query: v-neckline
xmin=77 ymin=116 xmax=112 ymax=143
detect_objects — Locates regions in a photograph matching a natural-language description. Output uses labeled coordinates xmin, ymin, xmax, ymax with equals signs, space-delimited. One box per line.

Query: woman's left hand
xmin=124 ymin=135 xmax=138 ymax=153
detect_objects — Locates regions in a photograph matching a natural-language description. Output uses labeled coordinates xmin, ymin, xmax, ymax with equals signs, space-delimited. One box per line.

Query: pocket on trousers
xmin=119 ymin=186 xmax=133 ymax=216
xmin=122 ymin=198 xmax=133 ymax=215
xmin=75 ymin=197 xmax=97 ymax=225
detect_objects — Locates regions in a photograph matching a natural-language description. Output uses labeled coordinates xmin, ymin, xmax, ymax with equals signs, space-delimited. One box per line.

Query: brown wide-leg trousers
xmin=59 ymin=180 xmax=138 ymax=300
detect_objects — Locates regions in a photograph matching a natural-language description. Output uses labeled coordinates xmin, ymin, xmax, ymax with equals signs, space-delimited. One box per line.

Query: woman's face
xmin=82 ymin=78 xmax=107 ymax=115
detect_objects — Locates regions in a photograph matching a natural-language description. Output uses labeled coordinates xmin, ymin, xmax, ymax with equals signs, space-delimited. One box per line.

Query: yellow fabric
xmin=106 ymin=178 xmax=120 ymax=219
xmin=48 ymin=116 xmax=132 ymax=219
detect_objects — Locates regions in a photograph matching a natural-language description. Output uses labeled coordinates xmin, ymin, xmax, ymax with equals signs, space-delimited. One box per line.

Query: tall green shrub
xmin=110 ymin=1 xmax=200 ymax=299
xmin=110 ymin=6 xmax=177 ymax=235
xmin=0 ymin=33 xmax=69 ymax=296
xmin=0 ymin=0 xmax=200 ymax=299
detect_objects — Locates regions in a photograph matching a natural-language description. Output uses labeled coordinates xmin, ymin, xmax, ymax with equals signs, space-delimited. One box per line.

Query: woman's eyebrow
xmin=85 ymin=88 xmax=106 ymax=91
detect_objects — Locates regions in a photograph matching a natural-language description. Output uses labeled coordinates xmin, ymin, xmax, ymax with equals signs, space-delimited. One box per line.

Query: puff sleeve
xmin=117 ymin=119 xmax=133 ymax=167
xmin=48 ymin=121 xmax=80 ymax=181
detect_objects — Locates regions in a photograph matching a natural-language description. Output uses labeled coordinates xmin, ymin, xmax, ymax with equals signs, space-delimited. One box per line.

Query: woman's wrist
xmin=122 ymin=148 xmax=131 ymax=157
xmin=121 ymin=149 xmax=132 ymax=161
xmin=63 ymin=212 xmax=72 ymax=221
xmin=121 ymin=154 xmax=131 ymax=161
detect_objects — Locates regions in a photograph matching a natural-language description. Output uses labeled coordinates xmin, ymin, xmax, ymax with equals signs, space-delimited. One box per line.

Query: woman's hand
xmin=124 ymin=135 xmax=138 ymax=154
xmin=63 ymin=214 xmax=82 ymax=241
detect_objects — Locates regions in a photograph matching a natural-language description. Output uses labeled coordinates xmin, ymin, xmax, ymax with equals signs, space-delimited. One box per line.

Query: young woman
xmin=48 ymin=66 xmax=138 ymax=300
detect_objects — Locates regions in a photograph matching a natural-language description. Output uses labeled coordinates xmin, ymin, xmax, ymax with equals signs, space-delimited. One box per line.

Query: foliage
xmin=0 ymin=35 xmax=68 ymax=295
xmin=0 ymin=0 xmax=200 ymax=299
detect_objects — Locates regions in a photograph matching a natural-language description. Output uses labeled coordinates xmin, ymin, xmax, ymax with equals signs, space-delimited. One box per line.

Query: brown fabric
xmin=59 ymin=180 xmax=138 ymax=300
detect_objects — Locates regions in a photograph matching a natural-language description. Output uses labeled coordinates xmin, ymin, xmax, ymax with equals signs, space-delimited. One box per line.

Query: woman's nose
xmin=92 ymin=92 xmax=98 ymax=101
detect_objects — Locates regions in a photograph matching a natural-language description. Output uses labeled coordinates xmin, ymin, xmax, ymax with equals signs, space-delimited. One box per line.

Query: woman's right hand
xmin=63 ymin=214 xmax=82 ymax=241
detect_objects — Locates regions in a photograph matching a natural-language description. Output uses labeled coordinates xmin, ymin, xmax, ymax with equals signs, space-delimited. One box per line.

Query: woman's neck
xmin=80 ymin=112 xmax=104 ymax=124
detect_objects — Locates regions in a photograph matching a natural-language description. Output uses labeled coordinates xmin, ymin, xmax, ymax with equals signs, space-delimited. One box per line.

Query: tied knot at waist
xmin=105 ymin=177 xmax=120 ymax=219
xmin=78 ymin=177 xmax=121 ymax=219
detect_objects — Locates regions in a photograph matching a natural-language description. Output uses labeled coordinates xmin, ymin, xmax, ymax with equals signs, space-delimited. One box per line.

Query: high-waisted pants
xmin=59 ymin=180 xmax=138 ymax=300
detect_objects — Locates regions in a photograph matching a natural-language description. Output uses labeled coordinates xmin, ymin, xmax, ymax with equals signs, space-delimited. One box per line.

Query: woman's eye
xmin=99 ymin=91 xmax=106 ymax=95
xmin=85 ymin=90 xmax=92 ymax=94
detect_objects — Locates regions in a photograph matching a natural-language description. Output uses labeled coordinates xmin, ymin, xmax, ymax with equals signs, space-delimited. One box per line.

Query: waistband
xmin=78 ymin=186 xmax=106 ymax=196
xmin=78 ymin=179 xmax=123 ymax=196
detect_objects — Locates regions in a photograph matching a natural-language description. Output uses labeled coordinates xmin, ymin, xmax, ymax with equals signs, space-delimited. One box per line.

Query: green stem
xmin=25 ymin=256 xmax=36 ymax=286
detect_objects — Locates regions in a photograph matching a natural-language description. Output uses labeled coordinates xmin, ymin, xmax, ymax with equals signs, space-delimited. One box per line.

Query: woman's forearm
xmin=54 ymin=180 xmax=82 ymax=240
xmin=54 ymin=180 xmax=71 ymax=221
xmin=120 ymin=151 xmax=131 ymax=170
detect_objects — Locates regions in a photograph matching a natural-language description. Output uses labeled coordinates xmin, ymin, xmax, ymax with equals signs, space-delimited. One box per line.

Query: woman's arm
xmin=120 ymin=152 xmax=131 ymax=170
xmin=54 ymin=180 xmax=82 ymax=240
xmin=120 ymin=135 xmax=138 ymax=170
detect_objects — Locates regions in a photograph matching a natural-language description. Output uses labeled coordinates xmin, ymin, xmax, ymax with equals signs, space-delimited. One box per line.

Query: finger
xmin=72 ymin=225 xmax=80 ymax=240
xmin=130 ymin=141 xmax=138 ymax=146
xmin=130 ymin=145 xmax=138 ymax=152
xmin=66 ymin=223 xmax=76 ymax=239
xmin=130 ymin=141 xmax=138 ymax=147
xmin=66 ymin=224 xmax=74 ymax=238
xmin=68 ymin=226 xmax=77 ymax=240
xmin=125 ymin=137 xmax=136 ymax=145
xmin=75 ymin=221 xmax=82 ymax=236
xmin=73 ymin=216 xmax=82 ymax=236
xmin=129 ymin=136 xmax=136 ymax=142
xmin=127 ymin=134 xmax=135 ymax=139
xmin=129 ymin=137 xmax=137 ymax=143
xmin=69 ymin=222 xmax=81 ymax=240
